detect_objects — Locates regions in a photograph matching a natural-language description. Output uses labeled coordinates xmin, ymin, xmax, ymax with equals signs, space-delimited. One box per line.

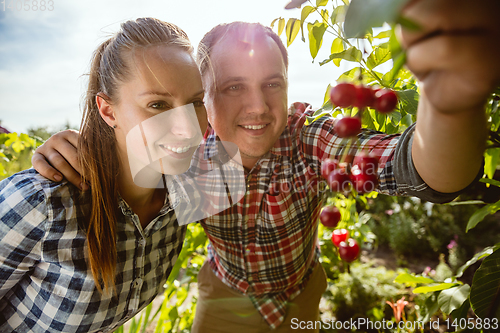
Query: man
xmin=32 ymin=0 xmax=500 ymax=331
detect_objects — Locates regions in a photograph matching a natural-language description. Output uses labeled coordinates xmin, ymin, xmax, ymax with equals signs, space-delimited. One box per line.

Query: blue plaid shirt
xmin=0 ymin=169 xmax=186 ymax=332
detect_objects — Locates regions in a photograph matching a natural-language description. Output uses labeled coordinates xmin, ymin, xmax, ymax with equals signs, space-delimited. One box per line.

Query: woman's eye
xmin=193 ymin=100 xmax=205 ymax=107
xmin=149 ymin=102 xmax=170 ymax=110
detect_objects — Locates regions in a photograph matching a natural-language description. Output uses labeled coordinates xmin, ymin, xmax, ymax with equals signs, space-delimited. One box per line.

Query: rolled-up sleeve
xmin=393 ymin=123 xmax=483 ymax=203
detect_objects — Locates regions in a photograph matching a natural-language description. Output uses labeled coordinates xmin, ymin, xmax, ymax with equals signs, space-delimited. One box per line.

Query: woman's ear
xmin=96 ymin=93 xmax=116 ymax=127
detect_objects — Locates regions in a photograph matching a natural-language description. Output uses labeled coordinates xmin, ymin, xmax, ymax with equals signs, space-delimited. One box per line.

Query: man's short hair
xmin=197 ymin=22 xmax=288 ymax=90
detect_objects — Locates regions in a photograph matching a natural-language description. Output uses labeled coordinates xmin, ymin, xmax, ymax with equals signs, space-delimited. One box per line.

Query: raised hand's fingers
xmin=31 ymin=152 xmax=64 ymax=182
xmin=32 ymin=130 xmax=86 ymax=190
xmin=398 ymin=0 xmax=499 ymax=49
xmin=407 ymin=35 xmax=496 ymax=112
xmin=50 ymin=130 xmax=81 ymax=175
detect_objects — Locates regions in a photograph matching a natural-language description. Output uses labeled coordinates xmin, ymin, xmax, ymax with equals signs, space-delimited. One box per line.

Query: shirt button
xmin=134 ymin=278 xmax=143 ymax=288
xmin=246 ymin=244 xmax=254 ymax=253
xmin=139 ymin=239 xmax=146 ymax=246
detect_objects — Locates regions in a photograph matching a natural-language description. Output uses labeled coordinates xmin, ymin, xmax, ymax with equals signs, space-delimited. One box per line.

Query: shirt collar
xmin=118 ymin=175 xmax=190 ymax=217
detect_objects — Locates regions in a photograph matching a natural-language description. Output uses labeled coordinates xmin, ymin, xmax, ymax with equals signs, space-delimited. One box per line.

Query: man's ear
xmin=96 ymin=93 xmax=116 ymax=127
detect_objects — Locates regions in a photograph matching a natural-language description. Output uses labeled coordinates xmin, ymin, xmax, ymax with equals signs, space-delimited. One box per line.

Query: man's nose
xmin=243 ymin=88 xmax=269 ymax=115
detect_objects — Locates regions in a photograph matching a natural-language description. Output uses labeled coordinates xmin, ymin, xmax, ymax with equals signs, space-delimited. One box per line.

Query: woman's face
xmin=111 ymin=45 xmax=208 ymax=179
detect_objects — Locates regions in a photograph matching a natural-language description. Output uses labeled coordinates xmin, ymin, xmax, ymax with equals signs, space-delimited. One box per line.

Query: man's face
xmin=204 ymin=34 xmax=288 ymax=169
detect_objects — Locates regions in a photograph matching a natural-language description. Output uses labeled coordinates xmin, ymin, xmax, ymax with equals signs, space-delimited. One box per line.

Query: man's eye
xmin=267 ymin=82 xmax=281 ymax=88
xmin=228 ymin=85 xmax=241 ymax=91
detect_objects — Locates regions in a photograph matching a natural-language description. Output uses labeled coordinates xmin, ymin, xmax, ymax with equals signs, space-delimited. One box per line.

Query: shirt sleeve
xmin=0 ymin=171 xmax=47 ymax=300
xmin=393 ymin=123 xmax=483 ymax=203
xmin=293 ymin=109 xmax=480 ymax=203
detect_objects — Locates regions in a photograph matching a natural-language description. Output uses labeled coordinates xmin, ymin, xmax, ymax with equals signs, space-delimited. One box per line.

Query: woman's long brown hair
xmin=79 ymin=18 xmax=193 ymax=293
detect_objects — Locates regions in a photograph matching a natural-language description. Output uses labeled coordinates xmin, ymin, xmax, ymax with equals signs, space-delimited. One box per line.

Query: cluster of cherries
xmin=318 ymin=82 xmax=398 ymax=263
xmin=331 ymin=82 xmax=398 ymax=138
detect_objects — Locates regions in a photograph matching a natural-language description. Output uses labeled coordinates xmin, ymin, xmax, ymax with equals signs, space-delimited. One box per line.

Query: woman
xmin=0 ymin=18 xmax=208 ymax=332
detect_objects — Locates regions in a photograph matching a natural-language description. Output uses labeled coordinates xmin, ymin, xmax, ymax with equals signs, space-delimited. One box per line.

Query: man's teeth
xmin=161 ymin=145 xmax=190 ymax=153
xmin=242 ymin=124 xmax=266 ymax=130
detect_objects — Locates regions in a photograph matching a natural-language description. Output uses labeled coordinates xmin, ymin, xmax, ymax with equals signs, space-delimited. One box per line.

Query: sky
xmin=0 ymin=0 xmax=348 ymax=133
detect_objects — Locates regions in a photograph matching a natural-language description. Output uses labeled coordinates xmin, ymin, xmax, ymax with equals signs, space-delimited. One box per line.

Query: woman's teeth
xmin=242 ymin=124 xmax=266 ymax=130
xmin=160 ymin=145 xmax=190 ymax=153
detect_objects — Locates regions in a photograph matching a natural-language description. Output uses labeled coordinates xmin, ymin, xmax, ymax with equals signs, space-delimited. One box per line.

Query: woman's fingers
xmin=32 ymin=130 xmax=87 ymax=190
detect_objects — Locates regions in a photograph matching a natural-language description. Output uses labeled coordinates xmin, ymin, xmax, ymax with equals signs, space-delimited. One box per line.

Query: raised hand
xmin=398 ymin=0 xmax=500 ymax=113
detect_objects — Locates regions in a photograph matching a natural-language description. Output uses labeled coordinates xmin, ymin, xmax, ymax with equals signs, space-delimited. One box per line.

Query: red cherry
xmin=327 ymin=168 xmax=352 ymax=192
xmin=330 ymin=83 xmax=357 ymax=108
xmin=353 ymin=152 xmax=379 ymax=176
xmin=350 ymin=165 xmax=378 ymax=194
xmin=338 ymin=238 xmax=360 ymax=262
xmin=332 ymin=229 xmax=349 ymax=247
xmin=292 ymin=102 xmax=306 ymax=114
xmin=354 ymin=85 xmax=375 ymax=108
xmin=320 ymin=205 xmax=341 ymax=228
xmin=334 ymin=117 xmax=361 ymax=138
xmin=321 ymin=158 xmax=338 ymax=180
xmin=374 ymin=89 xmax=398 ymax=113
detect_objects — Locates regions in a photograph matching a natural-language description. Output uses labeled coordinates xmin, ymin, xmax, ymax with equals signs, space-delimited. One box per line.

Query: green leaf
xmin=319 ymin=46 xmax=362 ymax=66
xmin=366 ymin=43 xmax=391 ymax=70
xmin=394 ymin=273 xmax=435 ymax=285
xmin=11 ymin=140 xmax=25 ymax=153
xmin=0 ymin=163 xmax=6 ymax=177
xmin=373 ymin=30 xmax=391 ymax=39
xmin=396 ymin=15 xmax=421 ymax=31
xmin=484 ymin=149 xmax=500 ymax=180
xmin=401 ymin=113 xmax=413 ymax=127
xmin=381 ymin=26 xmax=407 ymax=84
xmin=383 ymin=51 xmax=406 ymax=85
xmin=330 ymin=37 xmax=344 ymax=54
xmin=450 ymin=298 xmax=470 ymax=321
xmin=362 ymin=107 xmax=377 ymax=130
xmin=438 ymin=284 xmax=470 ymax=315
xmin=337 ymin=67 xmax=363 ymax=81
xmin=323 ymin=84 xmax=332 ymax=105
xmin=422 ymin=292 xmax=440 ymax=323
xmin=397 ymin=89 xmax=419 ymax=115
xmin=278 ymin=18 xmax=286 ymax=36
xmin=307 ymin=21 xmax=328 ymax=59
xmin=446 ymin=200 xmax=485 ymax=206
xmin=300 ymin=6 xmax=315 ymax=41
xmin=285 ymin=18 xmax=301 ymax=47
xmin=466 ymin=200 xmax=500 ymax=232
xmin=316 ymin=0 xmax=328 ymax=6
xmin=344 ymin=0 xmax=410 ymax=38
xmin=330 ymin=38 xmax=344 ymax=66
xmin=270 ymin=18 xmax=279 ymax=29
xmin=306 ymin=112 xmax=331 ymax=126
xmin=480 ymin=177 xmax=500 ymax=188
xmin=456 ymin=244 xmax=500 ymax=278
xmin=413 ymin=283 xmax=459 ymax=294
xmin=320 ymin=8 xmax=329 ymax=25
xmin=331 ymin=5 xmax=347 ymax=25
xmin=470 ymin=247 xmax=500 ymax=319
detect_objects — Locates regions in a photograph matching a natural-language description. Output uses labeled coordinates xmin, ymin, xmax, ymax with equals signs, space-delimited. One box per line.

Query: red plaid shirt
xmin=197 ymin=108 xmax=418 ymax=328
